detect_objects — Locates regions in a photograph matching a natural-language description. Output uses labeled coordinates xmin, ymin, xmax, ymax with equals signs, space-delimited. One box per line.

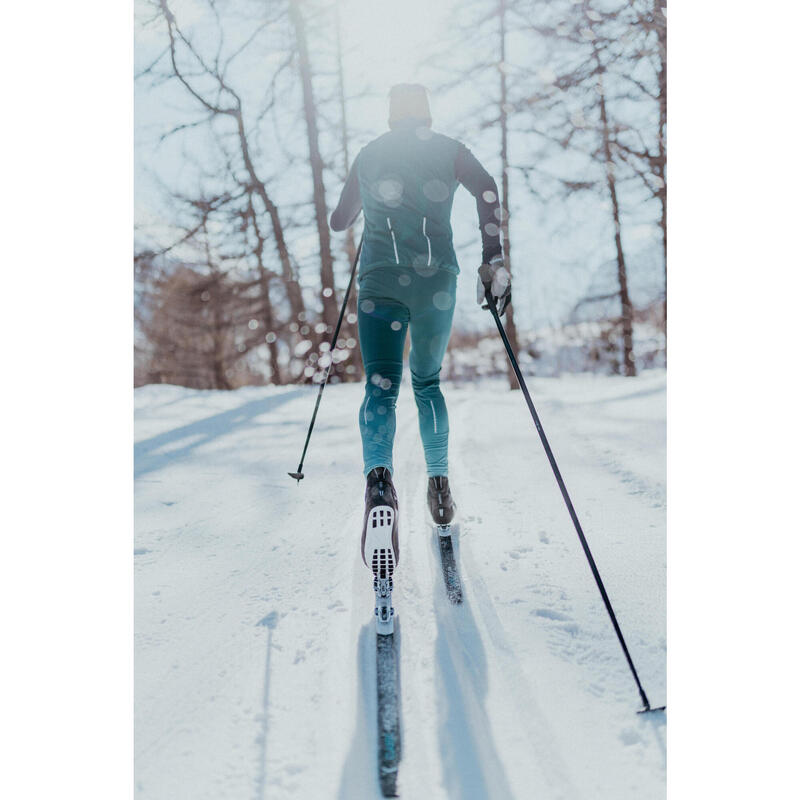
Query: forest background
xmin=135 ymin=0 xmax=667 ymax=389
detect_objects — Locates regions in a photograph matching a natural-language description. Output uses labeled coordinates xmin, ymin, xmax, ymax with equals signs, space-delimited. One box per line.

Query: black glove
xmin=477 ymin=255 xmax=511 ymax=317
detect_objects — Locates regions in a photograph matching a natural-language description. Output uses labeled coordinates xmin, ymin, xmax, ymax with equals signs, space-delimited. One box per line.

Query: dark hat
xmin=388 ymin=84 xmax=432 ymax=128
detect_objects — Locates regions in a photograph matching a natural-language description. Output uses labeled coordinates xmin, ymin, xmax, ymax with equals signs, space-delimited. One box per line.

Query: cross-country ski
xmin=435 ymin=524 xmax=463 ymax=605
xmin=375 ymin=628 xmax=401 ymax=797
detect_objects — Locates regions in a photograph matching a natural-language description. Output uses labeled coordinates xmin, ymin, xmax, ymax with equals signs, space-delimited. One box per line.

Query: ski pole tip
xmin=288 ymin=471 xmax=304 ymax=483
xmin=637 ymin=705 xmax=666 ymax=715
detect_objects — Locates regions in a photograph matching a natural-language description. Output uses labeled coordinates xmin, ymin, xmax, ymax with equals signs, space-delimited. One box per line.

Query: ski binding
xmin=374 ymin=576 xmax=395 ymax=635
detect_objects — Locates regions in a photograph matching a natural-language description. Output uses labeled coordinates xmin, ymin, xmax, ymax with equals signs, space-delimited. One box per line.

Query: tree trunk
xmin=248 ymin=192 xmax=282 ymax=384
xmin=202 ymin=230 xmax=232 ymax=390
xmin=656 ymin=0 xmax=667 ymax=359
xmin=499 ymin=0 xmax=521 ymax=390
xmin=290 ymin=0 xmax=338 ymax=332
xmin=233 ymin=109 xmax=305 ymax=324
xmin=597 ymin=70 xmax=636 ymax=377
xmin=334 ymin=2 xmax=362 ymax=379
xmin=210 ymin=282 xmax=230 ymax=390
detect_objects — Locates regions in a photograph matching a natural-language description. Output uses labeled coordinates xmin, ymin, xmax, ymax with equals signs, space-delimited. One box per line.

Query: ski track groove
xmin=443 ymin=394 xmax=583 ymax=799
xmin=410 ymin=457 xmax=515 ymax=800
xmin=393 ymin=406 xmax=448 ymax=797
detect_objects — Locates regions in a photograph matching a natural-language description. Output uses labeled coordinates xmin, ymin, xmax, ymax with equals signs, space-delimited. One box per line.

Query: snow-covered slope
xmin=135 ymin=371 xmax=666 ymax=799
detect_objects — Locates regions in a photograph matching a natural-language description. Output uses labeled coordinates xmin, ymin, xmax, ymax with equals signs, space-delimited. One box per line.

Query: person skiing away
xmin=330 ymin=83 xmax=511 ymax=580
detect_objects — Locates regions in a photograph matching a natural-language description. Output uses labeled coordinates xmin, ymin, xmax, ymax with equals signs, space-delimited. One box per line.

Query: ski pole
xmin=484 ymin=289 xmax=664 ymax=714
xmin=289 ymin=234 xmax=363 ymax=483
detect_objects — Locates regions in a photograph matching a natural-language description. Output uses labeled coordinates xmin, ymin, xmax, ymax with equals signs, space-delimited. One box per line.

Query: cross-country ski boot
xmin=429 ymin=476 xmax=462 ymax=603
xmin=362 ymin=467 xmax=399 ymax=635
xmin=427 ymin=476 xmax=456 ymax=527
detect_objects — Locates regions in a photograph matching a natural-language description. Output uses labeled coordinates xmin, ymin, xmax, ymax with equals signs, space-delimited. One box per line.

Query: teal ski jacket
xmin=330 ymin=121 xmax=502 ymax=277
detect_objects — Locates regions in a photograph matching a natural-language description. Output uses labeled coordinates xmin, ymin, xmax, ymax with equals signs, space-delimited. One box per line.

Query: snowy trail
xmin=135 ymin=373 xmax=665 ymax=799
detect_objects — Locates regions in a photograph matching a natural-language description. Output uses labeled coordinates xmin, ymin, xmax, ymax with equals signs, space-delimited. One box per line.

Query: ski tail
xmin=376 ymin=625 xmax=401 ymax=796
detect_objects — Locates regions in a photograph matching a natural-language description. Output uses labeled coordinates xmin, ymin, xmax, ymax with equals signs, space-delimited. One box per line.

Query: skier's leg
xmin=408 ymin=272 xmax=457 ymax=477
xmin=357 ymin=292 xmax=407 ymax=583
xmin=357 ymin=295 xmax=409 ymax=476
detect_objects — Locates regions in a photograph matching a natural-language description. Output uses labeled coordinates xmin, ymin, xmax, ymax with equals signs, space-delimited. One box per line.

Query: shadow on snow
xmin=432 ymin=525 xmax=515 ymax=800
xmin=252 ymin=611 xmax=279 ymax=800
xmin=134 ymin=390 xmax=304 ymax=478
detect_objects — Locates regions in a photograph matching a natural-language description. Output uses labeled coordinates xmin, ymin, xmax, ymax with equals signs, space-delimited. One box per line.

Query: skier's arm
xmin=455 ymin=144 xmax=503 ymax=264
xmin=330 ymin=160 xmax=362 ymax=231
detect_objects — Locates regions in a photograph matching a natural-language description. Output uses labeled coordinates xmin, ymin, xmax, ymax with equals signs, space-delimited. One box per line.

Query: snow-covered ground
xmin=135 ymin=370 xmax=666 ymax=799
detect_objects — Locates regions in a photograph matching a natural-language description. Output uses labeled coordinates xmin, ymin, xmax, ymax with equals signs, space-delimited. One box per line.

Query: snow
xmin=135 ymin=371 xmax=666 ymax=799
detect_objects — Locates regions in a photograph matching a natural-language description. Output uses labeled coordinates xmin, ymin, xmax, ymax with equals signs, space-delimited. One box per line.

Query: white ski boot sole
xmin=364 ymin=505 xmax=397 ymax=635
xmin=364 ymin=506 xmax=397 ymax=578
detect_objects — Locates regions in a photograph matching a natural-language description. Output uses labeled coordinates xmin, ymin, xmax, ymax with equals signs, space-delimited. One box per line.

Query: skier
xmin=330 ymin=83 xmax=511 ymax=578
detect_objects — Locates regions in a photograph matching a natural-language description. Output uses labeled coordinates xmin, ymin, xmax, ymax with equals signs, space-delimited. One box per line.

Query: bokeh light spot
xmin=377 ymin=177 xmax=403 ymax=207
xmin=423 ymin=179 xmax=449 ymax=202
xmin=432 ymin=291 xmax=453 ymax=311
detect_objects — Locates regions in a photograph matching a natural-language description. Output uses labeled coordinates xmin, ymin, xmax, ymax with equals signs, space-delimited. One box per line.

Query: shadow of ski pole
xmin=253 ymin=611 xmax=279 ymax=800
xmin=135 ymin=390 xmax=303 ymax=478
xmin=640 ymin=709 xmax=667 ymax=765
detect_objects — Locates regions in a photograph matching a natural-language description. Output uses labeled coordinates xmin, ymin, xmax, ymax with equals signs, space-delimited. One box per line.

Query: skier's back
xmin=330 ymin=83 xmax=511 ymax=580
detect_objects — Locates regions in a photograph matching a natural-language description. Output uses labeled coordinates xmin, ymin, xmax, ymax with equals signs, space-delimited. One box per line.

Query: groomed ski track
xmin=135 ymin=372 xmax=666 ymax=799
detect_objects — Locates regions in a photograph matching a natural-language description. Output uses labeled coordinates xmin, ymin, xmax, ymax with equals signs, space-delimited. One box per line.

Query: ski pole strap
xmin=485 ymin=289 xmax=657 ymax=712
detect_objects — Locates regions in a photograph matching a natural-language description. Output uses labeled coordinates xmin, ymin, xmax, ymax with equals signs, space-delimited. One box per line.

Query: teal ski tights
xmin=357 ymin=266 xmax=457 ymax=477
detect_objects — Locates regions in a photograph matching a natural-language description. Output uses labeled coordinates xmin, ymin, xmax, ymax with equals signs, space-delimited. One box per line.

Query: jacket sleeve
xmin=330 ymin=156 xmax=362 ymax=231
xmin=455 ymin=144 xmax=503 ymax=264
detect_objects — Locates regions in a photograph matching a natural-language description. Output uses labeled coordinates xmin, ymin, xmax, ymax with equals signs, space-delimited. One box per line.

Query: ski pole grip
xmin=482 ymin=284 xmax=494 ymax=310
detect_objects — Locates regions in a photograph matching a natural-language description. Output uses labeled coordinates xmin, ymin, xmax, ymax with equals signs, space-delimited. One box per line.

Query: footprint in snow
xmin=134 ymin=548 xmax=151 ymax=556
xmin=532 ymin=608 xmax=571 ymax=622
xmin=558 ymin=622 xmax=581 ymax=637
xmin=619 ymin=727 xmax=643 ymax=747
